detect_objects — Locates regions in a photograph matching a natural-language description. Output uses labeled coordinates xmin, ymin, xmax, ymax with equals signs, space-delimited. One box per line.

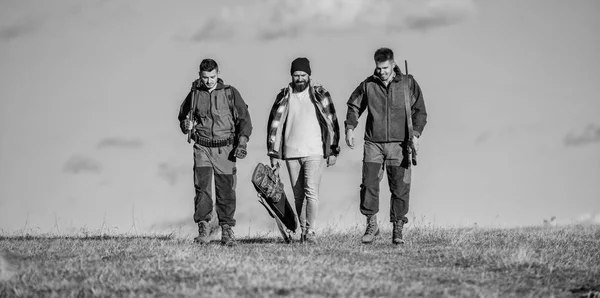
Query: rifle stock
xmin=404 ymin=60 xmax=417 ymax=166
xmin=186 ymin=115 xmax=193 ymax=143
xmin=187 ymin=86 xmax=197 ymax=144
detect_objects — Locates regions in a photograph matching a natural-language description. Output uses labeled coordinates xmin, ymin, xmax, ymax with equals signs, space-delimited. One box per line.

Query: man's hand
xmin=345 ymin=128 xmax=355 ymax=149
xmin=327 ymin=155 xmax=337 ymax=167
xmin=181 ymin=116 xmax=196 ymax=134
xmin=234 ymin=145 xmax=247 ymax=159
xmin=234 ymin=136 xmax=248 ymax=159
xmin=270 ymin=156 xmax=280 ymax=168
xmin=412 ymin=135 xmax=420 ymax=154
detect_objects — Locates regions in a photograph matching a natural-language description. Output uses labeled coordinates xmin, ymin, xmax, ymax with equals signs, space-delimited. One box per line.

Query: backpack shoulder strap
xmin=223 ymin=85 xmax=238 ymax=119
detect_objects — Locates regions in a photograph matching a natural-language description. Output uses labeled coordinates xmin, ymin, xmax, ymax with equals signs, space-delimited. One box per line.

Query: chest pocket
xmin=214 ymin=87 xmax=237 ymax=116
xmin=212 ymin=88 xmax=236 ymax=134
xmin=389 ymin=84 xmax=405 ymax=109
xmin=194 ymin=93 xmax=210 ymax=118
xmin=214 ymin=92 xmax=231 ymax=115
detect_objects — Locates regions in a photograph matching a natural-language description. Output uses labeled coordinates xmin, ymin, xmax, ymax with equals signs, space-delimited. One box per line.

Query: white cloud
xmin=405 ymin=0 xmax=477 ymax=31
xmin=564 ymin=124 xmax=600 ymax=147
xmin=97 ymin=137 xmax=143 ymax=149
xmin=0 ymin=19 xmax=41 ymax=41
xmin=63 ymin=155 xmax=102 ymax=174
xmin=157 ymin=163 xmax=188 ymax=186
xmin=191 ymin=0 xmax=477 ymax=42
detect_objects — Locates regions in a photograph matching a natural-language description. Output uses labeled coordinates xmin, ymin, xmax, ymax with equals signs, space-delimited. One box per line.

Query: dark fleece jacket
xmin=178 ymin=78 xmax=252 ymax=141
xmin=345 ymin=65 xmax=427 ymax=142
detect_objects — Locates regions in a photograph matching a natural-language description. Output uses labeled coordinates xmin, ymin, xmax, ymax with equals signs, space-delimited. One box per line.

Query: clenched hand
xmin=270 ymin=156 xmax=280 ymax=168
xmin=234 ymin=145 xmax=247 ymax=159
xmin=327 ymin=155 xmax=337 ymax=167
xmin=345 ymin=128 xmax=355 ymax=149
xmin=412 ymin=135 xmax=419 ymax=153
xmin=180 ymin=117 xmax=196 ymax=134
xmin=234 ymin=136 xmax=249 ymax=159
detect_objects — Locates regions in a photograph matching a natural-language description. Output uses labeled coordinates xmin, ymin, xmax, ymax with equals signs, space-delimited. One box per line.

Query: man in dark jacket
xmin=345 ymin=48 xmax=427 ymax=245
xmin=178 ymin=58 xmax=253 ymax=246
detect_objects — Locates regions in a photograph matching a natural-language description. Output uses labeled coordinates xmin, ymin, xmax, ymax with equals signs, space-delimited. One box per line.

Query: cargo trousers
xmin=360 ymin=140 xmax=412 ymax=224
xmin=193 ymin=143 xmax=237 ymax=226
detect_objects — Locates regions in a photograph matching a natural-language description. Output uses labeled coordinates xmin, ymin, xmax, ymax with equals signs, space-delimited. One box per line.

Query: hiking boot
xmin=304 ymin=231 xmax=317 ymax=244
xmin=194 ymin=221 xmax=209 ymax=245
xmin=392 ymin=221 xmax=405 ymax=245
xmin=361 ymin=215 xmax=380 ymax=244
xmin=221 ymin=224 xmax=237 ymax=246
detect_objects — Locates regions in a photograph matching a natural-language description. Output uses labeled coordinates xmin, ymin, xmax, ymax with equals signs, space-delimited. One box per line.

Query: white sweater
xmin=284 ymin=87 xmax=323 ymax=158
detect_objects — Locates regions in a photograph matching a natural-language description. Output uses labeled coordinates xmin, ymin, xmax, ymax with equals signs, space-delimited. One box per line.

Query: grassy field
xmin=1 ymin=224 xmax=599 ymax=297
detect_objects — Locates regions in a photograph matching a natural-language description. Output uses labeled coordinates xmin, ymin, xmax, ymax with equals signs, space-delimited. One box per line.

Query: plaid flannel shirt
xmin=267 ymin=82 xmax=340 ymax=159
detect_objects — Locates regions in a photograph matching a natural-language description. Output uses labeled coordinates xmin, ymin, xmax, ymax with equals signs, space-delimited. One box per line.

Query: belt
xmin=193 ymin=134 xmax=235 ymax=147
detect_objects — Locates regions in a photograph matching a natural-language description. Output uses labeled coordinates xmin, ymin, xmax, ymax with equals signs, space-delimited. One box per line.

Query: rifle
xmin=187 ymin=84 xmax=198 ymax=144
xmin=403 ymin=60 xmax=417 ymax=166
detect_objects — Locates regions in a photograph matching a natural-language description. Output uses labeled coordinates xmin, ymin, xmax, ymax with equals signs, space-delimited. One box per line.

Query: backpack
xmin=251 ymin=162 xmax=298 ymax=242
xmin=251 ymin=162 xmax=285 ymax=204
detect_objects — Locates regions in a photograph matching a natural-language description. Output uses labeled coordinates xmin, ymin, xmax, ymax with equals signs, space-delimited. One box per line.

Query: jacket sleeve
xmin=320 ymin=87 xmax=341 ymax=156
xmin=177 ymin=90 xmax=193 ymax=134
xmin=231 ymin=86 xmax=253 ymax=141
xmin=266 ymin=92 xmax=283 ymax=157
xmin=410 ymin=76 xmax=427 ymax=137
xmin=345 ymin=80 xmax=368 ymax=131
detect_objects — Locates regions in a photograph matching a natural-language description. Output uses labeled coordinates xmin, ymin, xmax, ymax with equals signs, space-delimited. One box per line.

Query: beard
xmin=293 ymin=79 xmax=309 ymax=92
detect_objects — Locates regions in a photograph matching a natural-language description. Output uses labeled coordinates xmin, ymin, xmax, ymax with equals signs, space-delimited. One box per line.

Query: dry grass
xmin=1 ymin=224 xmax=599 ymax=297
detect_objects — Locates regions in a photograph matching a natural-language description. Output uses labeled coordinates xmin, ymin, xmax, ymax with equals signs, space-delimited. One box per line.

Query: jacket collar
xmin=371 ymin=65 xmax=404 ymax=84
xmin=194 ymin=78 xmax=226 ymax=91
xmin=285 ymin=79 xmax=322 ymax=95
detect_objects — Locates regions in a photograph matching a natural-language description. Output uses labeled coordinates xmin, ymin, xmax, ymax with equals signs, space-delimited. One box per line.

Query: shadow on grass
xmin=569 ymin=284 xmax=600 ymax=296
xmin=0 ymin=234 xmax=176 ymax=241
xmin=237 ymin=237 xmax=290 ymax=244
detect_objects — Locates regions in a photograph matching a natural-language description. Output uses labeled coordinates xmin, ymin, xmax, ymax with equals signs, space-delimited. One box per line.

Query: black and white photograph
xmin=1 ymin=0 xmax=599 ymax=296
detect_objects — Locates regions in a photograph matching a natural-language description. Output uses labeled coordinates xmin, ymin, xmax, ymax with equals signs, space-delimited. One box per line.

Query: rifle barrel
xmin=187 ymin=114 xmax=192 ymax=143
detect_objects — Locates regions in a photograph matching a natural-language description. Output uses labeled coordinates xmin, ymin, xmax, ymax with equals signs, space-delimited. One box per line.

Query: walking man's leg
xmin=193 ymin=146 xmax=215 ymax=244
xmin=286 ymin=158 xmax=307 ymax=241
xmin=385 ymin=143 xmax=411 ymax=244
xmin=211 ymin=145 xmax=238 ymax=246
xmin=360 ymin=141 xmax=385 ymax=244
xmin=301 ymin=155 xmax=325 ymax=243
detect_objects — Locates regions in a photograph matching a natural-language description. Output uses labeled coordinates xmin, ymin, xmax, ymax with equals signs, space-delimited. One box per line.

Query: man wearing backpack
xmin=267 ymin=57 xmax=341 ymax=243
xmin=345 ymin=48 xmax=427 ymax=245
xmin=178 ymin=58 xmax=253 ymax=246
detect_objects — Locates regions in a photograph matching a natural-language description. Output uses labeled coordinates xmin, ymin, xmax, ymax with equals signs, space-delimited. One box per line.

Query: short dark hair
xmin=374 ymin=48 xmax=394 ymax=63
xmin=199 ymin=59 xmax=218 ymax=72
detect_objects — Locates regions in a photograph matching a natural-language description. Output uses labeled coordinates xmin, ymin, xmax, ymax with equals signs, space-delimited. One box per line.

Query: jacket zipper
xmin=209 ymin=90 xmax=215 ymax=140
xmin=386 ymin=82 xmax=391 ymax=142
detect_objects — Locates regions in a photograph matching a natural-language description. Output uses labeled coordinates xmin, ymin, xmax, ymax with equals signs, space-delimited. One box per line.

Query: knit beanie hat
xmin=290 ymin=57 xmax=311 ymax=76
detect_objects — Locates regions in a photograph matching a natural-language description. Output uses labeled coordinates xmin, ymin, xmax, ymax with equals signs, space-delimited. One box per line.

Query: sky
xmin=1 ymin=0 xmax=599 ymax=236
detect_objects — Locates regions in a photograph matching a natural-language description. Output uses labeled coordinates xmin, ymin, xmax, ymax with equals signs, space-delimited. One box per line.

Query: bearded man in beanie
xmin=178 ymin=58 xmax=253 ymax=246
xmin=345 ymin=48 xmax=427 ymax=245
xmin=267 ymin=57 xmax=341 ymax=243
